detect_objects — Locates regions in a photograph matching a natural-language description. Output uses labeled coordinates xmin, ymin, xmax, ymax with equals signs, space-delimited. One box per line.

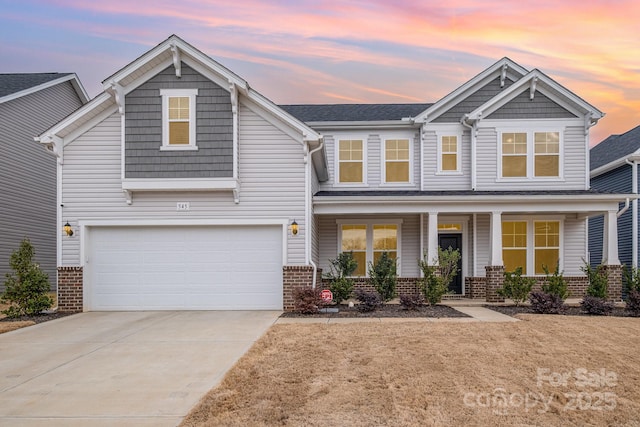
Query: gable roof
xmin=0 ymin=73 xmax=89 ymax=104
xmin=280 ymin=103 xmax=432 ymax=123
xmin=590 ymin=124 xmax=640 ymax=175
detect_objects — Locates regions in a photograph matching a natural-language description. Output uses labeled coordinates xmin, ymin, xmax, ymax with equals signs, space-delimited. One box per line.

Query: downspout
xmin=626 ymin=159 xmax=638 ymax=268
xmin=461 ymin=115 xmax=477 ymax=190
xmin=305 ymin=140 xmax=324 ymax=289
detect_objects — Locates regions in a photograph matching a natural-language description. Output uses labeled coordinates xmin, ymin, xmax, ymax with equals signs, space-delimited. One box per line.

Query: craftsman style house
xmin=38 ymin=35 xmax=628 ymax=312
xmin=0 ymin=73 xmax=87 ymax=287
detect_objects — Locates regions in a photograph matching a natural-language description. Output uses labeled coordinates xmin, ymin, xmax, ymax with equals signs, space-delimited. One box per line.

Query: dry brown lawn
xmin=0 ymin=291 xmax=57 ymax=334
xmin=183 ymin=315 xmax=640 ymax=427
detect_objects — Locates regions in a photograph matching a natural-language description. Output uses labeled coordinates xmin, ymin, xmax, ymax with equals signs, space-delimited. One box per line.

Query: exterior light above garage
xmin=291 ymin=220 xmax=299 ymax=236
xmin=63 ymin=222 xmax=73 ymax=237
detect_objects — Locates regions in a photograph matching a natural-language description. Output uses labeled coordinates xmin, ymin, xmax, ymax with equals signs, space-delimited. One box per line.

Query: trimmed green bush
xmin=497 ymin=267 xmax=534 ymax=306
xmin=368 ymin=252 xmax=397 ymax=302
xmin=323 ymin=252 xmax=358 ymax=304
xmin=418 ymin=247 xmax=461 ymax=305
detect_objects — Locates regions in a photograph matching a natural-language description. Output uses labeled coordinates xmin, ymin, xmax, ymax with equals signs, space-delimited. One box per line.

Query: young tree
xmin=1 ymin=238 xmax=53 ymax=317
xmin=323 ymin=251 xmax=358 ymax=304
xmin=419 ymin=247 xmax=461 ymax=305
xmin=368 ymin=252 xmax=397 ymax=302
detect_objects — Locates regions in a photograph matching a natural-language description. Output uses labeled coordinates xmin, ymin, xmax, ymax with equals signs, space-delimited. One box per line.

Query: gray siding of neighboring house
xmin=487 ymin=90 xmax=577 ymax=119
xmin=0 ymin=81 xmax=84 ymax=289
xmin=432 ymin=77 xmax=514 ymax=123
xmin=125 ymin=62 xmax=233 ymax=178
xmin=589 ymin=165 xmax=633 ymax=268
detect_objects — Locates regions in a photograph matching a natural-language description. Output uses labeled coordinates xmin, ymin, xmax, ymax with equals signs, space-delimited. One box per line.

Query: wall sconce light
xmin=63 ymin=222 xmax=74 ymax=237
xmin=290 ymin=219 xmax=298 ymax=236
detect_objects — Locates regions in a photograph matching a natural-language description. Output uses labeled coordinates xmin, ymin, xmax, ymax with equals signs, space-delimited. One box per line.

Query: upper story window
xmin=500 ymin=130 xmax=561 ymax=179
xmin=160 ymin=88 xmax=198 ymax=151
xmin=439 ymin=135 xmax=460 ymax=173
xmin=338 ymin=139 xmax=364 ymax=183
xmin=384 ymin=139 xmax=410 ymax=183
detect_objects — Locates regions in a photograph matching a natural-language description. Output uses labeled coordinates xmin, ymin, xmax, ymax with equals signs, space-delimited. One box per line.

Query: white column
xmin=604 ymin=210 xmax=620 ymax=265
xmin=490 ymin=211 xmax=503 ymax=266
xmin=427 ymin=211 xmax=439 ymax=265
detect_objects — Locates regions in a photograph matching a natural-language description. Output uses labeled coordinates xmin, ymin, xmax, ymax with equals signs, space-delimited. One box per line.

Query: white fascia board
xmin=590 ymin=154 xmax=640 ymax=177
xmin=413 ymin=57 xmax=529 ymax=123
xmin=122 ymin=178 xmax=239 ymax=191
xmin=0 ymin=74 xmax=89 ymax=105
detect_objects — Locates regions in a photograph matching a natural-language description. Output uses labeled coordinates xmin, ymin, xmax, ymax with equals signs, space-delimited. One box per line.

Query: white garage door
xmin=87 ymin=226 xmax=283 ymax=310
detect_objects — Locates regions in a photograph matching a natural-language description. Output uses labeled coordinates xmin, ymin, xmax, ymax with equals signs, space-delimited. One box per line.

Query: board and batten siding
xmin=0 ymin=81 xmax=85 ymax=287
xmin=61 ymin=103 xmax=307 ymax=266
xmin=318 ymin=131 xmax=420 ymax=191
xmin=317 ymin=214 xmax=420 ymax=277
xmin=474 ymin=124 xmax=588 ymax=191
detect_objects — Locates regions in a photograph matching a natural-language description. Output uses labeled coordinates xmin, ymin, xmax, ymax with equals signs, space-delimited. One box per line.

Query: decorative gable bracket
xmin=106 ymin=81 xmax=125 ymax=115
xmin=500 ymin=63 xmax=508 ymax=88
xmin=170 ymin=41 xmax=182 ymax=78
xmin=529 ymin=75 xmax=538 ymax=100
xmin=36 ymin=134 xmax=64 ymax=165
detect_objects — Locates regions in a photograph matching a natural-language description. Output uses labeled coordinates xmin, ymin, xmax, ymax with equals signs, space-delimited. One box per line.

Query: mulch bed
xmin=0 ymin=312 xmax=73 ymax=324
xmin=486 ymin=305 xmax=639 ymax=318
xmin=281 ymin=304 xmax=470 ymax=318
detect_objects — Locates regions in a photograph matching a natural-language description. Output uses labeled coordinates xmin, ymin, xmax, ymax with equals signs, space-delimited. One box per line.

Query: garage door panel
xmin=88 ymin=226 xmax=283 ymax=310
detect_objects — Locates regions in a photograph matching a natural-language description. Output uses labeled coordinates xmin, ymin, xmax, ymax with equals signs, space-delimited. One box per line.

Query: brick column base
xmin=600 ymin=264 xmax=623 ymax=302
xmin=57 ymin=267 xmax=83 ymax=313
xmin=282 ymin=266 xmax=317 ymax=311
xmin=485 ymin=265 xmax=505 ymax=302
xmin=465 ymin=277 xmax=487 ymax=299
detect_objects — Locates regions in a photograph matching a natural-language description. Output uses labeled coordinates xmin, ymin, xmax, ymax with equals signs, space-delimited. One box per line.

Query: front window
xmin=502 ymin=133 xmax=527 ymax=177
xmin=340 ymin=222 xmax=400 ymax=276
xmin=534 ymin=221 xmax=560 ymax=274
xmin=502 ymin=219 xmax=561 ymax=274
xmin=338 ymin=139 xmax=364 ymax=183
xmin=160 ymin=88 xmax=198 ymax=150
xmin=440 ymin=135 xmax=459 ymax=172
xmin=384 ymin=139 xmax=410 ymax=182
xmin=502 ymin=221 xmax=528 ymax=273
xmin=534 ymin=132 xmax=560 ymax=177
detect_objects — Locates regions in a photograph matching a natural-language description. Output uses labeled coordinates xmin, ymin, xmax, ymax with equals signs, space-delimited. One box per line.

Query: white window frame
xmin=336 ymin=219 xmax=403 ymax=276
xmin=382 ymin=136 xmax=413 ymax=185
xmin=436 ymin=132 xmax=462 ymax=175
xmin=160 ymin=88 xmax=198 ymax=151
xmin=334 ymin=136 xmax=368 ymax=186
xmin=496 ymin=126 xmax=563 ymax=181
xmin=501 ymin=215 xmax=564 ymax=275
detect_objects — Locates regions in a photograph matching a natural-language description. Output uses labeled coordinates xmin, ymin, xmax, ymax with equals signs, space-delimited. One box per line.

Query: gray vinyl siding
xmin=589 ymin=166 xmax=633 ymax=268
xmin=487 ymin=90 xmax=577 ymax=119
xmin=124 ymin=63 xmax=233 ymax=178
xmin=61 ymin=103 xmax=306 ymax=266
xmin=475 ymin=125 xmax=587 ymax=191
xmin=0 ymin=81 xmax=84 ymax=289
xmin=318 ymin=131 xmax=420 ymax=191
xmin=422 ymin=128 xmax=471 ymax=190
xmin=311 ymin=163 xmax=320 ymax=265
xmin=564 ymin=217 xmax=587 ymax=276
xmin=432 ymin=77 xmax=514 ymax=123
xmin=474 ymin=214 xmax=491 ymax=276
xmin=317 ymin=215 xmax=420 ymax=277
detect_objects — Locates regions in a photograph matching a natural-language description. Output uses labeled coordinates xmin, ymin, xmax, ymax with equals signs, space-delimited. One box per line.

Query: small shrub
xmin=580 ymin=295 xmax=614 ymax=315
xmin=293 ymin=287 xmax=324 ymax=314
xmin=625 ymin=290 xmax=640 ymax=317
xmin=1 ymin=238 xmax=53 ymax=318
xmin=418 ymin=247 xmax=461 ymax=305
xmin=497 ymin=267 xmax=534 ymax=306
xmin=399 ymin=293 xmax=424 ymax=310
xmin=529 ymin=291 xmax=565 ymax=314
xmin=368 ymin=252 xmax=397 ymax=302
xmin=323 ymin=252 xmax=358 ymax=304
xmin=582 ymin=263 xmax=608 ymax=299
xmin=354 ymin=289 xmax=381 ymax=312
xmin=541 ymin=263 xmax=569 ymax=300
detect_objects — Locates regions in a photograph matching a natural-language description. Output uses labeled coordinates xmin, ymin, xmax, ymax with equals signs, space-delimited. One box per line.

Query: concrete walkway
xmin=275 ymin=305 xmax=518 ymax=324
xmin=0 ymin=311 xmax=280 ymax=427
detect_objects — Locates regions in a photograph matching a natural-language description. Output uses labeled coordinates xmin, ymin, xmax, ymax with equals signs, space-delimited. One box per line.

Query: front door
xmin=438 ymin=234 xmax=462 ymax=294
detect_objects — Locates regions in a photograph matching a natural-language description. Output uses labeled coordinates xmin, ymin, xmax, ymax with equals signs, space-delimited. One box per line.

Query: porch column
xmin=427 ymin=211 xmax=439 ymax=265
xmin=603 ymin=210 xmax=620 ymax=265
xmin=486 ymin=211 xmax=505 ymax=302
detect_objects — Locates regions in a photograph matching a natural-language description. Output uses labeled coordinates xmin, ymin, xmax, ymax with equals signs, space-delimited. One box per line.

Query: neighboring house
xmin=0 ymin=73 xmax=88 ymax=289
xmin=589 ymin=125 xmax=640 ymax=273
xmin=38 ymin=35 xmax=629 ymax=312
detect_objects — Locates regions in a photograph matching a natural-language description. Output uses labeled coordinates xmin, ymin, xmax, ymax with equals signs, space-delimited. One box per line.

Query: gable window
xmin=500 ymin=130 xmax=562 ymax=179
xmin=534 ymin=132 xmax=560 ymax=177
xmin=338 ymin=139 xmax=364 ymax=183
xmin=160 ymin=88 xmax=198 ymax=150
xmin=502 ymin=219 xmax=561 ymax=274
xmin=384 ymin=139 xmax=410 ymax=183
xmin=339 ymin=221 xmax=401 ymax=276
xmin=502 ymin=132 xmax=527 ymax=177
xmin=439 ymin=135 xmax=460 ymax=172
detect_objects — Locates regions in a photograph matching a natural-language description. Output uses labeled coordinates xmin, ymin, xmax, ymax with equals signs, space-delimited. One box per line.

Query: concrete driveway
xmin=0 ymin=311 xmax=280 ymax=426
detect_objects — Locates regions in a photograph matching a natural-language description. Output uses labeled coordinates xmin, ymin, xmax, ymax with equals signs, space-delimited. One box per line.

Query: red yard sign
xmin=320 ymin=289 xmax=333 ymax=303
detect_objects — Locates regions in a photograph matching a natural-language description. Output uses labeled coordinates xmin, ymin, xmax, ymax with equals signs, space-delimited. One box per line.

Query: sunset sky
xmin=2 ymin=0 xmax=638 ymax=145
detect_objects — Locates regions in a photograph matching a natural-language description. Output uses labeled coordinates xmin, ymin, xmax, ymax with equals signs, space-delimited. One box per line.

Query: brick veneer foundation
xmin=466 ymin=275 xmax=591 ymax=300
xmin=57 ymin=267 xmax=83 ymax=313
xmin=600 ymin=264 xmax=623 ymax=302
xmin=485 ymin=265 xmax=505 ymax=302
xmin=321 ymin=277 xmax=423 ymax=296
xmin=282 ymin=266 xmax=322 ymax=311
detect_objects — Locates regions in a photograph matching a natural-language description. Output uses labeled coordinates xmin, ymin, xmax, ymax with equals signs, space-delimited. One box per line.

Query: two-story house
xmin=38 ymin=35 xmax=628 ymax=312
xmin=1 ymin=73 xmax=88 ymax=288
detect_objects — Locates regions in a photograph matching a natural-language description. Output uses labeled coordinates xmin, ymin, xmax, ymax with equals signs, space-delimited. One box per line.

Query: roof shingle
xmin=0 ymin=73 xmax=72 ymax=98
xmin=590 ymin=124 xmax=640 ymax=171
xmin=279 ymin=103 xmax=432 ymax=122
